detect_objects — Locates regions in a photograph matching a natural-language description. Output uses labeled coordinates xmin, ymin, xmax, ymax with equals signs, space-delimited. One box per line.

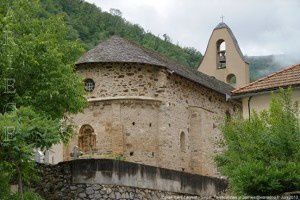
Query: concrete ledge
xmin=70 ymin=159 xmax=227 ymax=196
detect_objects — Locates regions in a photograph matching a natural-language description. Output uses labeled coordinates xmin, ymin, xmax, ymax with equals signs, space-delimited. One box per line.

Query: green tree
xmin=216 ymin=88 xmax=300 ymax=196
xmin=0 ymin=0 xmax=87 ymax=198
xmin=0 ymin=107 xmax=60 ymax=199
xmin=0 ymin=0 xmax=87 ymax=119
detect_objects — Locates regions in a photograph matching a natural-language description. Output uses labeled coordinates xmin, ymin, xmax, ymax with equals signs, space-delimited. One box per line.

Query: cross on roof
xmin=220 ymin=15 xmax=224 ymax=23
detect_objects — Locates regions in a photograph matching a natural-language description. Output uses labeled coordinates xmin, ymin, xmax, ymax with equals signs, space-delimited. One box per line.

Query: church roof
xmin=76 ymin=36 xmax=234 ymax=95
xmin=214 ymin=22 xmax=248 ymax=63
xmin=214 ymin=22 xmax=229 ymax=29
xmin=232 ymin=63 xmax=300 ymax=95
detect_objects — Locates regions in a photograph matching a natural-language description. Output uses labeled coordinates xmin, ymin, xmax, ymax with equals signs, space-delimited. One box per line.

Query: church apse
xmin=61 ymin=36 xmax=241 ymax=178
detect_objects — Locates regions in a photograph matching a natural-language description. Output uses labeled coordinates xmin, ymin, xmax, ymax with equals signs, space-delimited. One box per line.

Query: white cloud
xmin=86 ymin=0 xmax=300 ymax=57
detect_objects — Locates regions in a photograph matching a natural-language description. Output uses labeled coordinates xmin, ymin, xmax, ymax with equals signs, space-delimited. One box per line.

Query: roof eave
xmin=230 ymin=84 xmax=300 ymax=99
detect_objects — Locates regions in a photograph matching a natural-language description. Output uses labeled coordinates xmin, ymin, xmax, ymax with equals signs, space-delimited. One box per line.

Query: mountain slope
xmin=40 ymin=0 xmax=292 ymax=81
xmin=246 ymin=55 xmax=298 ymax=81
xmin=40 ymin=0 xmax=202 ymax=68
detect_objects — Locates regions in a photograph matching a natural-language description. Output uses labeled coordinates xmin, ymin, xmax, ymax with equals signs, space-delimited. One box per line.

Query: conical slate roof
xmin=77 ymin=36 xmax=167 ymax=66
xmin=76 ymin=36 xmax=234 ymax=95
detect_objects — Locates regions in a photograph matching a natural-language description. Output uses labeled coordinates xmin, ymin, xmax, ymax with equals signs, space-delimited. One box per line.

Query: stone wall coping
xmin=66 ymin=158 xmax=228 ymax=195
xmin=87 ymin=96 xmax=163 ymax=103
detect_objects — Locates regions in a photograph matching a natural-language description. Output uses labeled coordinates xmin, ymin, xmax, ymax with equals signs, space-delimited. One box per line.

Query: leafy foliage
xmin=0 ymin=173 xmax=11 ymax=199
xmin=0 ymin=107 xmax=61 ymax=199
xmin=216 ymin=88 xmax=300 ymax=195
xmin=40 ymin=0 xmax=203 ymax=69
xmin=0 ymin=173 xmax=43 ymax=200
xmin=0 ymin=0 xmax=87 ymax=198
xmin=0 ymin=187 xmax=43 ymax=200
xmin=0 ymin=0 xmax=87 ymax=119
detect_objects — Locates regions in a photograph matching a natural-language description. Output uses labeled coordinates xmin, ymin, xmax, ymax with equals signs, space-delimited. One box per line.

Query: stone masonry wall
xmin=64 ymin=62 xmax=241 ymax=177
xmin=65 ymin=99 xmax=161 ymax=167
xmin=35 ymin=160 xmax=226 ymax=200
xmin=161 ymin=68 xmax=240 ymax=176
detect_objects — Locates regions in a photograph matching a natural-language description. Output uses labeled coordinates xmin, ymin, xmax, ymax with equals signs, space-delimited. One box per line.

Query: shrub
xmin=216 ymin=88 xmax=300 ymax=195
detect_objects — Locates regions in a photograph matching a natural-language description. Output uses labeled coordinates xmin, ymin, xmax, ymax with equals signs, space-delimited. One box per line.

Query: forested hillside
xmin=246 ymin=55 xmax=285 ymax=81
xmin=246 ymin=55 xmax=299 ymax=81
xmin=40 ymin=0 xmax=202 ymax=68
xmin=40 ymin=0 xmax=290 ymax=81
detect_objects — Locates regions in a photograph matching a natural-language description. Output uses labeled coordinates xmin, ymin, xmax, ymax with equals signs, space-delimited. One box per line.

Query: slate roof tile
xmin=76 ymin=36 xmax=234 ymax=95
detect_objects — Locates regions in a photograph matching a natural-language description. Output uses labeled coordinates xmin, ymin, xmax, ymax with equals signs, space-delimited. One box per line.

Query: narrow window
xmin=217 ymin=39 xmax=226 ymax=69
xmin=84 ymin=78 xmax=95 ymax=92
xmin=180 ymin=132 xmax=186 ymax=152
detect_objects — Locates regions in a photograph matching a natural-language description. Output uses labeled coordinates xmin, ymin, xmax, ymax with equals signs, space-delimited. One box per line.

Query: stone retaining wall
xmin=35 ymin=159 xmax=228 ymax=200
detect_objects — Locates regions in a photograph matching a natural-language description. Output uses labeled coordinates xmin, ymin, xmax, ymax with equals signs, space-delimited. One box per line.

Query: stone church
xmin=56 ymin=22 xmax=248 ymax=178
xmin=35 ymin=22 xmax=258 ymax=199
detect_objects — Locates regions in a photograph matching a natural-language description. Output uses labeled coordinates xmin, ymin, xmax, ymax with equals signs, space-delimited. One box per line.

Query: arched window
xmin=180 ymin=132 xmax=186 ymax=152
xmin=217 ymin=39 xmax=226 ymax=69
xmin=226 ymin=74 xmax=237 ymax=86
xmin=78 ymin=124 xmax=96 ymax=153
xmin=84 ymin=78 xmax=95 ymax=92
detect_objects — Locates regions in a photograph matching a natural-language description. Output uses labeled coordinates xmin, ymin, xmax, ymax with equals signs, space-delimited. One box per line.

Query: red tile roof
xmin=232 ymin=63 xmax=300 ymax=95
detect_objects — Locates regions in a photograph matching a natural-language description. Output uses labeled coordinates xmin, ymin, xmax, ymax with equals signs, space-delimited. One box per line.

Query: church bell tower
xmin=198 ymin=22 xmax=249 ymax=88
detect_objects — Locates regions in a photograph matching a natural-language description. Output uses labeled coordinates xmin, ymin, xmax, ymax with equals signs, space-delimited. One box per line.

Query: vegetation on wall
xmin=216 ymin=88 xmax=300 ymax=196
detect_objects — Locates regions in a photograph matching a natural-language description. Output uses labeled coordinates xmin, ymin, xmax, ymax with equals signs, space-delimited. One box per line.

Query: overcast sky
xmin=85 ymin=0 xmax=300 ymax=57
